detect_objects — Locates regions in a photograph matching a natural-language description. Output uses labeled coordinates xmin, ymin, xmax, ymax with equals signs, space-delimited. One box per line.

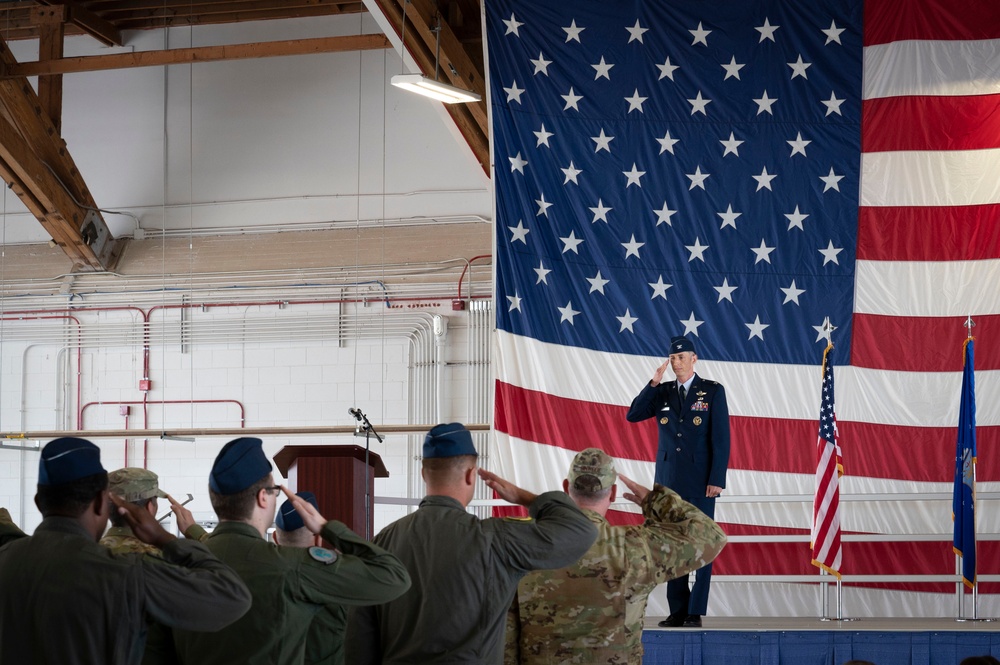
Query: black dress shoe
xmin=682 ymin=614 xmax=702 ymax=627
xmin=657 ymin=612 xmax=686 ymax=628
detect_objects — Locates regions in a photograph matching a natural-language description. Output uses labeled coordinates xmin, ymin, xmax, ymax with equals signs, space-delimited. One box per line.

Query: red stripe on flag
xmin=852 ymin=314 xmax=1000 ymax=371
xmin=862 ymin=95 xmax=1000 ymax=152
xmin=864 ymin=0 xmax=1000 ymax=45
xmin=495 ymin=382 xmax=1000 ymax=482
xmin=857 ymin=205 xmax=1000 ymax=262
xmin=494 ymin=380 xmax=655 ymax=460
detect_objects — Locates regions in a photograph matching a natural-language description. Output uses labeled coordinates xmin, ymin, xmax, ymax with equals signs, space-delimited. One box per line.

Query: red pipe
xmin=2 ymin=292 xmax=495 ymax=456
xmin=457 ymin=255 xmax=492 ymax=302
xmin=124 ymin=411 xmax=130 ymax=467
xmin=80 ymin=399 xmax=247 ymax=430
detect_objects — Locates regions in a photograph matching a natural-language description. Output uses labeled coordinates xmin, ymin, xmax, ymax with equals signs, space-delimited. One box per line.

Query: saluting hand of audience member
xmin=618 ymin=474 xmax=650 ymax=506
xmin=280 ymin=486 xmax=328 ymax=534
xmin=167 ymin=494 xmax=197 ymax=535
xmin=110 ymin=493 xmax=176 ymax=548
xmin=478 ymin=469 xmax=538 ymax=507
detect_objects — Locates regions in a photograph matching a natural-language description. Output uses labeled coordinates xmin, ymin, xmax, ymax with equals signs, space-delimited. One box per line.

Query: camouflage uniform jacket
xmin=505 ymin=485 xmax=727 ymax=665
xmin=101 ymin=526 xmax=163 ymax=556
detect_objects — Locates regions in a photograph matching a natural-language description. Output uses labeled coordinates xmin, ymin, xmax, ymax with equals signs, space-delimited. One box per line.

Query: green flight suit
xmin=0 ymin=507 xmax=26 ymax=547
xmin=171 ymin=519 xmax=411 ymax=665
xmin=345 ymin=491 xmax=599 ymax=665
xmin=305 ymin=604 xmax=348 ymax=665
xmin=0 ymin=516 xmax=252 ymax=665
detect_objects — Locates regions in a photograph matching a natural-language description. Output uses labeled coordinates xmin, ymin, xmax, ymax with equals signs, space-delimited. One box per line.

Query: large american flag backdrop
xmin=486 ymin=0 xmax=1000 ymax=616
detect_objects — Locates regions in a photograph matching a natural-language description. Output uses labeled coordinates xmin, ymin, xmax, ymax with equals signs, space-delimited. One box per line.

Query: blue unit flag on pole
xmin=953 ymin=338 xmax=977 ymax=589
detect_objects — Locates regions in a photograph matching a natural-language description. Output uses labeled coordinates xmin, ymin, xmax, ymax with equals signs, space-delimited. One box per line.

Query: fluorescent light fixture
xmin=391 ymin=74 xmax=481 ymax=104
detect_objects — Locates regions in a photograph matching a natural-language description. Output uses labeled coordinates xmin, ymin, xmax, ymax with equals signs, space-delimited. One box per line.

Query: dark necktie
xmin=679 ymin=385 xmax=686 ymax=406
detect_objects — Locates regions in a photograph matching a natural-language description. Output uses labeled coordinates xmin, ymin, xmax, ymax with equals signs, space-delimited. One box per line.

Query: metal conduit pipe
xmin=0 ymin=260 xmax=488 ymax=302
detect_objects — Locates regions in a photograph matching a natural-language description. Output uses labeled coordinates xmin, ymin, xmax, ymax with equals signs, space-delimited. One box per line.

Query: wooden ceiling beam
xmin=33 ymin=5 xmax=65 ymax=133
xmin=95 ymin=0 xmax=364 ymax=26
xmin=0 ymin=110 xmax=104 ymax=267
xmin=0 ymin=33 xmax=391 ymax=78
xmin=37 ymin=1 xmax=123 ymax=47
xmin=0 ymin=34 xmax=392 ymax=80
xmin=0 ymin=35 xmax=119 ymax=270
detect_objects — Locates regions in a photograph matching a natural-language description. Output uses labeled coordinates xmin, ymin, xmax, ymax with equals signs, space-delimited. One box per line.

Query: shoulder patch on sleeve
xmin=308 ymin=546 xmax=339 ymax=565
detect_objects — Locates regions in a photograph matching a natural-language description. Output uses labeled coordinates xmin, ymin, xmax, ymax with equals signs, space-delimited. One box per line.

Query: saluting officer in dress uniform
xmin=626 ymin=335 xmax=730 ymax=628
xmin=168 ymin=437 xmax=411 ymax=665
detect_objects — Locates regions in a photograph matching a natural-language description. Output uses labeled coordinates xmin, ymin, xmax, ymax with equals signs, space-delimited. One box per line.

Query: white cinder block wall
xmin=0 ymin=298 xmax=493 ymax=536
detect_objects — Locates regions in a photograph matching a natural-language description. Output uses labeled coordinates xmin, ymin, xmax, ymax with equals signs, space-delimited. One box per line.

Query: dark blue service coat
xmin=626 ymin=374 xmax=730 ymax=498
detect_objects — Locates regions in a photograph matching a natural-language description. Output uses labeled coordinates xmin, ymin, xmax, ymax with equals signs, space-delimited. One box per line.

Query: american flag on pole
xmin=812 ymin=339 xmax=843 ymax=577
xmin=486 ymin=0 xmax=1000 ymax=613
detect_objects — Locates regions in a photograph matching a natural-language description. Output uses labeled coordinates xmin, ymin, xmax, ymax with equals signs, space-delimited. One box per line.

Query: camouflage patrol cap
xmin=567 ymin=448 xmax=617 ymax=491
xmin=108 ymin=467 xmax=169 ymax=503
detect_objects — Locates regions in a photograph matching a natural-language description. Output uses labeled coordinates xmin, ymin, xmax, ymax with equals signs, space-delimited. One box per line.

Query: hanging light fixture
xmin=390 ymin=1 xmax=481 ymax=104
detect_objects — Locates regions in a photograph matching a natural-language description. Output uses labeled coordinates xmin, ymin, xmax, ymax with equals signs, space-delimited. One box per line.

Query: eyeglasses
xmin=263 ymin=486 xmax=282 ymax=495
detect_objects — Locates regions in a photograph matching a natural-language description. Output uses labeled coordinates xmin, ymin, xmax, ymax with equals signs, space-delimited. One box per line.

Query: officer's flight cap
xmin=275 ymin=491 xmax=319 ymax=532
xmin=210 ymin=437 xmax=273 ymax=494
xmin=39 ymin=437 xmax=105 ymax=486
xmin=423 ymin=422 xmax=478 ymax=459
xmin=670 ymin=335 xmax=696 ymax=355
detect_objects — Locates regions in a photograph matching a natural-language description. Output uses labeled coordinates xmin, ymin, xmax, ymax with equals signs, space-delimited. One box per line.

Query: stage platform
xmin=640 ymin=617 xmax=1000 ymax=664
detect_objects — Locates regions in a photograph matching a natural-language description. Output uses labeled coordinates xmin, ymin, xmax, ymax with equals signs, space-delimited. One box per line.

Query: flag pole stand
xmin=818 ymin=571 xmax=857 ymax=622
xmin=955 ymin=557 xmax=996 ymax=622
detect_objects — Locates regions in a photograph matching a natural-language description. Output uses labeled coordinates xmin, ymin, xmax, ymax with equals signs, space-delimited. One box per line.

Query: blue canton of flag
xmin=486 ymin=0 xmax=862 ymax=363
xmin=953 ymin=337 xmax=977 ymax=589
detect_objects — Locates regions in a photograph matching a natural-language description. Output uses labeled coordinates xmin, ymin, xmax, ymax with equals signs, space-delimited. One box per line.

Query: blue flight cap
xmin=275 ymin=491 xmax=319 ymax=532
xmin=209 ymin=437 xmax=273 ymax=494
xmin=38 ymin=437 xmax=105 ymax=486
xmin=423 ymin=422 xmax=478 ymax=459
xmin=670 ymin=335 xmax=696 ymax=355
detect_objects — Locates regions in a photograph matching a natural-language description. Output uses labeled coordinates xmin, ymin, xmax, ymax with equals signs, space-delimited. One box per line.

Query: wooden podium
xmin=273 ymin=445 xmax=388 ymax=537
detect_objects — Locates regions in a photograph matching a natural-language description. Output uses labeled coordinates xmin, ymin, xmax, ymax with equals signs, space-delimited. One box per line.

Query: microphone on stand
xmin=348 ymin=407 xmax=363 ymax=422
